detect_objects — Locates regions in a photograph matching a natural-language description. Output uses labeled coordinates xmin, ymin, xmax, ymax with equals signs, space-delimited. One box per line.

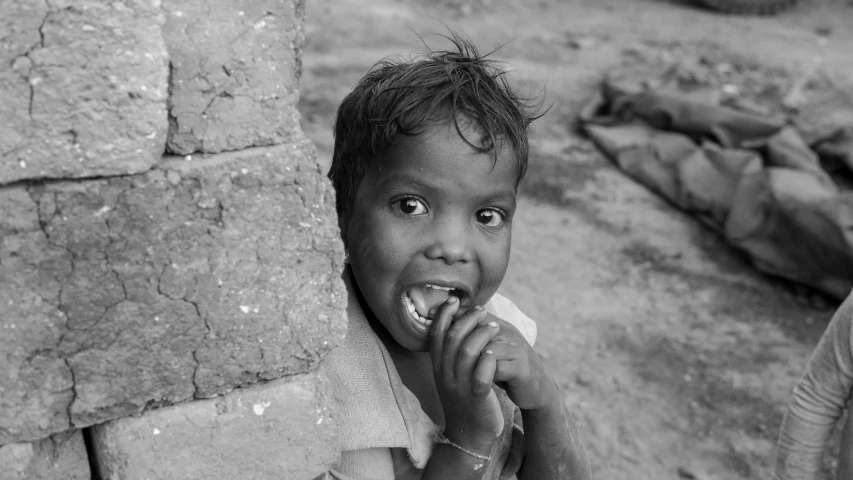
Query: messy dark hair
xmin=328 ymin=31 xmax=545 ymax=219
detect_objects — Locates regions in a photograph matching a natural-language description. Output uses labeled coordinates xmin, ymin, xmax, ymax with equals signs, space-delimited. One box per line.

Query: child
xmin=322 ymin=33 xmax=591 ymax=479
xmin=775 ymin=291 xmax=853 ymax=479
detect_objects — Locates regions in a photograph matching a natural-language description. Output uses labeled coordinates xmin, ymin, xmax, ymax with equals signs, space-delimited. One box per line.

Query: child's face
xmin=343 ymin=121 xmax=518 ymax=352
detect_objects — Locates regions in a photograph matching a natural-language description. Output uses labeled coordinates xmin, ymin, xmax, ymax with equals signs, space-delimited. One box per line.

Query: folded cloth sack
xmin=579 ymin=68 xmax=853 ymax=301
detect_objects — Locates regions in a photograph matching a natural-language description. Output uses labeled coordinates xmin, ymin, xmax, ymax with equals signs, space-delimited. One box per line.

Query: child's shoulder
xmin=828 ymin=289 xmax=853 ymax=332
xmin=486 ymin=293 xmax=537 ymax=347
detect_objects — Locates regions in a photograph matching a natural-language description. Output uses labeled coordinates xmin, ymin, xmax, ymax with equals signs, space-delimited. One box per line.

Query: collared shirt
xmin=775 ymin=290 xmax=853 ymax=479
xmin=324 ymin=274 xmax=537 ymax=480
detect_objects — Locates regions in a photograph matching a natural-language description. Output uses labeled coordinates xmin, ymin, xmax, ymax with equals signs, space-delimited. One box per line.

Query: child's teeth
xmin=404 ymin=292 xmax=431 ymax=325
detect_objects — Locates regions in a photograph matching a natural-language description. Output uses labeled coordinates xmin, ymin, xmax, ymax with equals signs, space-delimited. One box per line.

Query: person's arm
xmin=424 ymin=299 xmax=590 ymax=479
xmin=421 ymin=440 xmax=498 ymax=479
xmin=517 ymin=375 xmax=590 ymax=479
xmin=775 ymin=293 xmax=853 ymax=480
xmin=421 ymin=299 xmax=505 ymax=480
xmin=483 ymin=314 xmax=590 ymax=480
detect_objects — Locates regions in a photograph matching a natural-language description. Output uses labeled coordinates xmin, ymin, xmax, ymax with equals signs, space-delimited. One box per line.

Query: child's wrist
xmin=440 ymin=427 xmax=497 ymax=455
xmin=521 ymin=374 xmax=562 ymax=413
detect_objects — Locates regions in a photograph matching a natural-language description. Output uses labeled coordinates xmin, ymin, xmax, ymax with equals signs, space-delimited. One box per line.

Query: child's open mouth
xmin=403 ymin=284 xmax=464 ymax=325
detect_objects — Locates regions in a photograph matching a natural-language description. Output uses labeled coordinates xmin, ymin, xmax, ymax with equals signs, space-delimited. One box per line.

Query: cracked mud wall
xmin=1 ymin=0 xmax=346 ymax=478
xmin=0 ymin=0 xmax=168 ymax=184
xmin=0 ymin=430 xmax=89 ymax=480
xmin=163 ymin=0 xmax=306 ymax=155
xmin=89 ymin=373 xmax=336 ymax=479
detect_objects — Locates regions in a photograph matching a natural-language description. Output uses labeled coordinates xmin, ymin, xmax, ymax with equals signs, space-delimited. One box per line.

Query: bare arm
xmin=482 ymin=314 xmax=590 ymax=480
xmin=421 ymin=441 xmax=497 ymax=480
xmin=517 ymin=376 xmax=591 ymax=480
xmin=421 ymin=299 xmax=503 ymax=480
xmin=423 ymin=300 xmax=591 ymax=479
xmin=775 ymin=293 xmax=853 ymax=480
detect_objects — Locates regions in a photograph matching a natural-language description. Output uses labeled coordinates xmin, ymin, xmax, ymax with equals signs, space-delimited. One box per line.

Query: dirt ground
xmin=297 ymin=1 xmax=853 ymax=478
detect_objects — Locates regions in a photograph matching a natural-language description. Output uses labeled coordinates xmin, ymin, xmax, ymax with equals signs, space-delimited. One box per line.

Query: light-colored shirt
xmin=323 ymin=274 xmax=537 ymax=480
xmin=775 ymin=290 xmax=853 ymax=479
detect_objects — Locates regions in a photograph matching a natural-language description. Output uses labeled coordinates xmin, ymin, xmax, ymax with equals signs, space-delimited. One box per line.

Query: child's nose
xmin=423 ymin=220 xmax=473 ymax=265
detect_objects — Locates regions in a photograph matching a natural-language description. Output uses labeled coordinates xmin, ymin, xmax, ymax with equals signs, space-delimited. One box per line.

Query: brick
xmin=91 ymin=372 xmax=337 ymax=480
xmin=0 ymin=430 xmax=90 ymax=480
xmin=162 ymin=0 xmax=305 ymax=154
xmin=0 ymin=187 xmax=75 ymax=441
xmin=0 ymin=140 xmax=346 ymax=443
xmin=0 ymin=0 xmax=168 ymax=184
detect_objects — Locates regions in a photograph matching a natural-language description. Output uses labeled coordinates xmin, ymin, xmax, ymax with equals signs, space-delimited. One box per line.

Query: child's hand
xmin=429 ymin=297 xmax=503 ymax=454
xmin=482 ymin=313 xmax=557 ymax=411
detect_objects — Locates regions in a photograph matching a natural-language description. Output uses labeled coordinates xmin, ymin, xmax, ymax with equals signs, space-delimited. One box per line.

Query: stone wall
xmin=0 ymin=0 xmax=346 ymax=478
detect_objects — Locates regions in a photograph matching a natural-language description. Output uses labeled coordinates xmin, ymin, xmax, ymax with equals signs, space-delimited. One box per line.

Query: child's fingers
xmin=429 ymin=296 xmax=459 ymax=374
xmin=453 ymin=319 xmax=500 ymax=383
xmin=480 ymin=339 xmax=521 ymax=361
xmin=493 ymin=358 xmax=529 ymax=385
xmin=441 ymin=307 xmax=489 ymax=383
xmin=482 ymin=341 xmax=526 ymax=384
xmin=471 ymin=349 xmax=497 ymax=397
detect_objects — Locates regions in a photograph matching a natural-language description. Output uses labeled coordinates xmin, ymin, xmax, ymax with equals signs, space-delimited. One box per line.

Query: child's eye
xmin=394 ymin=197 xmax=428 ymax=216
xmin=476 ymin=208 xmax=505 ymax=228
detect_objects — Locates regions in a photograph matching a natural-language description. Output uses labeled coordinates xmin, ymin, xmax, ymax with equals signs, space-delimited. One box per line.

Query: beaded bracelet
xmin=434 ymin=433 xmax=491 ymax=470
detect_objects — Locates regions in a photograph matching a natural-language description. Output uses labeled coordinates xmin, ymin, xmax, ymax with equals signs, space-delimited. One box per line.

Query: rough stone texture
xmin=91 ymin=372 xmax=337 ymax=480
xmin=162 ymin=0 xmax=305 ymax=155
xmin=0 ymin=0 xmax=169 ymax=184
xmin=0 ymin=140 xmax=346 ymax=443
xmin=0 ymin=430 xmax=90 ymax=480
